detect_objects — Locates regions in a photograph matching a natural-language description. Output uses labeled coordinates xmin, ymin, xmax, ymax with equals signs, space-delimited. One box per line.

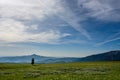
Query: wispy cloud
xmin=77 ymin=0 xmax=120 ymax=46
xmin=58 ymin=11 xmax=92 ymax=40
xmin=0 ymin=0 xmax=61 ymax=20
xmin=0 ymin=0 xmax=120 ymax=45
xmin=95 ymin=32 xmax=120 ymax=46
xmin=0 ymin=19 xmax=69 ymax=44
xmin=56 ymin=1 xmax=92 ymax=40
xmin=79 ymin=0 xmax=120 ymax=22
xmin=0 ymin=0 xmax=92 ymax=44
xmin=0 ymin=0 xmax=70 ymax=44
xmin=96 ymin=37 xmax=120 ymax=46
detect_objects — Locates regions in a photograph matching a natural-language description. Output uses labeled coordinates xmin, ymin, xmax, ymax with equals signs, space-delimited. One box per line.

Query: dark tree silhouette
xmin=31 ymin=58 xmax=35 ymax=65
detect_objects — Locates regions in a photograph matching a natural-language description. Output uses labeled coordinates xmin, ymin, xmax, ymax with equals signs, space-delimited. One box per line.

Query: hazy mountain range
xmin=0 ymin=50 xmax=120 ymax=63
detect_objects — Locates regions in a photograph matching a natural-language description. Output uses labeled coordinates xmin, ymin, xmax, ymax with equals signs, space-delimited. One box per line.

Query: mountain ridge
xmin=0 ymin=50 xmax=120 ymax=63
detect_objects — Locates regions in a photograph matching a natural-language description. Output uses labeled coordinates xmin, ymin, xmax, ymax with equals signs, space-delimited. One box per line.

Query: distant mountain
xmin=0 ymin=50 xmax=120 ymax=63
xmin=0 ymin=54 xmax=79 ymax=63
xmin=80 ymin=50 xmax=120 ymax=61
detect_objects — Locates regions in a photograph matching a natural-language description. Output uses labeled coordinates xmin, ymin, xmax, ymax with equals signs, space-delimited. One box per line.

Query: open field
xmin=0 ymin=61 xmax=120 ymax=80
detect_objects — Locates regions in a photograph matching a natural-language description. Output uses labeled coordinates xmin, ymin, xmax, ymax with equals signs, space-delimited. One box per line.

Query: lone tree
xmin=31 ymin=58 xmax=35 ymax=65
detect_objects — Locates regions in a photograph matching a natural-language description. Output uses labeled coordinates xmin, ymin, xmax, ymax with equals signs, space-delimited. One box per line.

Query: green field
xmin=0 ymin=61 xmax=120 ymax=80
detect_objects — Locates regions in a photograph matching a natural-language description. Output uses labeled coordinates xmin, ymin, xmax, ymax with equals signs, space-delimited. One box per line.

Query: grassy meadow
xmin=0 ymin=61 xmax=120 ymax=80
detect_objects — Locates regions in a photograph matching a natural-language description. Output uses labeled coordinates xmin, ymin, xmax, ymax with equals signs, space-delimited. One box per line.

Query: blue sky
xmin=0 ymin=0 xmax=120 ymax=57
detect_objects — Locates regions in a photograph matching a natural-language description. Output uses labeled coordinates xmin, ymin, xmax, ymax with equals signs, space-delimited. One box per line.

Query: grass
xmin=0 ymin=61 xmax=120 ymax=80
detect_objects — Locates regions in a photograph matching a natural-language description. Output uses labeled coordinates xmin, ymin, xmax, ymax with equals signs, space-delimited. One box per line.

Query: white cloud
xmin=0 ymin=0 xmax=62 ymax=20
xmin=0 ymin=0 xmax=92 ymax=44
xmin=0 ymin=0 xmax=71 ymax=44
xmin=0 ymin=19 xmax=69 ymax=43
xmin=78 ymin=0 xmax=120 ymax=22
xmin=0 ymin=0 xmax=119 ymax=45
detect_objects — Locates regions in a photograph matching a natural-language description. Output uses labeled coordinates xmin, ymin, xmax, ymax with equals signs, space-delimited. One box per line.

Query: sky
xmin=0 ymin=0 xmax=120 ymax=57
